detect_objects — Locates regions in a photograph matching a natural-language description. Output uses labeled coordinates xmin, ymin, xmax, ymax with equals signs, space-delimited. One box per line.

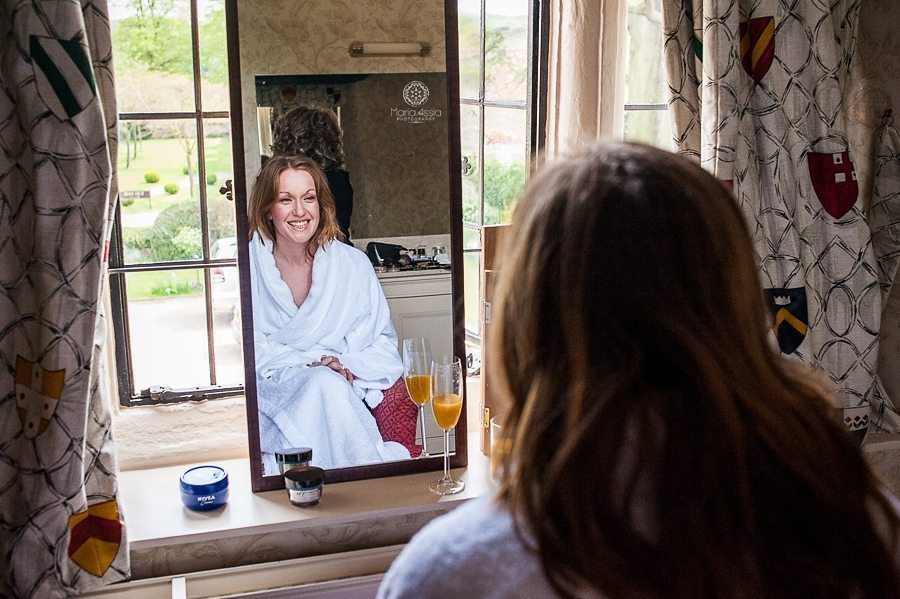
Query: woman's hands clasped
xmin=309 ymin=355 xmax=355 ymax=382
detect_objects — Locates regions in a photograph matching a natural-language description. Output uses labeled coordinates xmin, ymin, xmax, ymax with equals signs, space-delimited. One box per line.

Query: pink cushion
xmin=372 ymin=378 xmax=422 ymax=458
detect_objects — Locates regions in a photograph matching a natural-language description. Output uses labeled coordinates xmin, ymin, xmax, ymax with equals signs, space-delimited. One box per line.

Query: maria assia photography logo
xmin=392 ymin=80 xmax=442 ymax=123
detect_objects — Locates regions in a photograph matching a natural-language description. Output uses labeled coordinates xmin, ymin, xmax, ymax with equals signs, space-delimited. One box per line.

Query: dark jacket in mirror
xmin=325 ymin=167 xmax=353 ymax=242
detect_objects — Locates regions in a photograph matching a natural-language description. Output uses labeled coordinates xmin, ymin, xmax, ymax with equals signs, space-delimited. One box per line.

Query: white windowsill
xmin=118 ymin=431 xmax=491 ymax=579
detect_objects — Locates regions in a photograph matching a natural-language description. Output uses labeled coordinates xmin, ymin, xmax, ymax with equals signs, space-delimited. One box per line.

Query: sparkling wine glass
xmin=429 ymin=356 xmax=465 ymax=495
xmin=402 ymin=338 xmax=432 ymax=457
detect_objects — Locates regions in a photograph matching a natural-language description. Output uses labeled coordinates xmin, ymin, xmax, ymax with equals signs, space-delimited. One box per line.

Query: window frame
xmin=108 ymin=0 xmax=240 ymax=407
xmin=459 ymin=0 xmax=549 ymax=341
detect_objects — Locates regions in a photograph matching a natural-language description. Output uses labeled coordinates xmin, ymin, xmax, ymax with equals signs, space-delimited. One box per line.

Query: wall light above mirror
xmin=349 ymin=42 xmax=431 ymax=58
xmin=224 ymin=0 xmax=467 ymax=492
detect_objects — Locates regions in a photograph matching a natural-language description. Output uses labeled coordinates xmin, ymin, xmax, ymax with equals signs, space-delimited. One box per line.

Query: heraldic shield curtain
xmin=662 ymin=0 xmax=900 ymax=438
xmin=0 ymin=0 xmax=129 ymax=595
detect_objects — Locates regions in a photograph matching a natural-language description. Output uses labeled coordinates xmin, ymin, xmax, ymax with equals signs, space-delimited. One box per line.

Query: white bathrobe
xmin=250 ymin=235 xmax=409 ymax=472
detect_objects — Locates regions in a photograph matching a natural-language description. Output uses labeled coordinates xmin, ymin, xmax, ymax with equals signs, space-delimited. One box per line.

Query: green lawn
xmin=126 ymin=270 xmax=204 ymax=300
xmin=118 ymin=136 xmax=233 ymax=214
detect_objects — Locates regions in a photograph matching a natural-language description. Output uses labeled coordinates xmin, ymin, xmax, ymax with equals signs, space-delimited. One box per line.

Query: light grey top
xmin=376 ymin=495 xmax=561 ymax=599
xmin=378 ymin=489 xmax=900 ymax=598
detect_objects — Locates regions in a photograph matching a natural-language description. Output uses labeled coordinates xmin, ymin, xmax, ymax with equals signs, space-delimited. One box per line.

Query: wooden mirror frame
xmin=225 ymin=0 xmax=468 ymax=492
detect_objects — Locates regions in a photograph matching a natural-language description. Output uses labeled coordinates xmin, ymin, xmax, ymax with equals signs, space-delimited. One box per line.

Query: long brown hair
xmin=247 ymin=154 xmax=344 ymax=260
xmin=493 ymin=142 xmax=899 ymax=598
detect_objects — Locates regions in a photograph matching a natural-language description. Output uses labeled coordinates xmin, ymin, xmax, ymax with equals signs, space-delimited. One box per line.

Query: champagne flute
xmin=402 ymin=338 xmax=432 ymax=457
xmin=429 ymin=356 xmax=465 ymax=495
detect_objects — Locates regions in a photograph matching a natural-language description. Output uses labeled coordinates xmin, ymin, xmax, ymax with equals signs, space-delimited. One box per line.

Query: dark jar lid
xmin=179 ymin=465 xmax=229 ymax=495
xmin=275 ymin=447 xmax=313 ymax=463
xmin=283 ymin=466 xmax=325 ymax=488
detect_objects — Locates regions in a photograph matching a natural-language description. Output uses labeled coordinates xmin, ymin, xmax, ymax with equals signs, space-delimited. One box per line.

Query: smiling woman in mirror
xmin=248 ymin=155 xmax=412 ymax=473
xmin=270 ymin=106 xmax=353 ymax=243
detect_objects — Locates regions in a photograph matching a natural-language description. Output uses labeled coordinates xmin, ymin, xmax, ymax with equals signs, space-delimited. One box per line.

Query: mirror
xmin=225 ymin=0 xmax=467 ymax=491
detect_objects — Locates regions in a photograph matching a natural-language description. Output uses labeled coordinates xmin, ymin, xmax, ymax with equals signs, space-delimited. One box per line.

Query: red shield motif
xmin=14 ymin=355 xmax=65 ymax=439
xmin=808 ymin=151 xmax=859 ymax=218
xmin=739 ymin=17 xmax=775 ymax=83
xmin=68 ymin=500 xmax=123 ymax=577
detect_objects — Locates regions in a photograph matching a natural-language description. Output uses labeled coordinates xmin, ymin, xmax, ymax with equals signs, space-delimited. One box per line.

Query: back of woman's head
xmin=494 ymin=142 xmax=899 ymax=598
xmin=270 ymin=106 xmax=344 ymax=169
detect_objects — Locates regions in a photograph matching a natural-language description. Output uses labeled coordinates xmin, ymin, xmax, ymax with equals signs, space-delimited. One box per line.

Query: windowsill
xmin=120 ymin=431 xmax=491 ymax=579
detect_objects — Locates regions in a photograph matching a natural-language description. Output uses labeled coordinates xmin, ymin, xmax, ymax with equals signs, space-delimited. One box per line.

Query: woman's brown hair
xmin=270 ymin=106 xmax=344 ymax=170
xmin=493 ymin=142 xmax=899 ymax=598
xmin=247 ymin=154 xmax=344 ymax=260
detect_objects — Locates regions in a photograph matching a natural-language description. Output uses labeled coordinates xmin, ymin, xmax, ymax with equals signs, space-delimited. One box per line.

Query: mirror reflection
xmin=231 ymin=0 xmax=462 ymax=483
xmin=248 ymin=154 xmax=419 ymax=472
xmin=247 ymin=74 xmax=456 ymax=476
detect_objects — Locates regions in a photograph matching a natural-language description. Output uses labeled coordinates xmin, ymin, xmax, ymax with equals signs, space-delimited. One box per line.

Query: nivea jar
xmin=180 ymin=465 xmax=229 ymax=511
xmin=283 ymin=466 xmax=325 ymax=507
xmin=275 ymin=447 xmax=313 ymax=475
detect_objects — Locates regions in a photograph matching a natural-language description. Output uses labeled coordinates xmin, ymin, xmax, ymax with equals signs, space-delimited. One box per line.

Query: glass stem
xmin=419 ymin=405 xmax=428 ymax=455
xmin=443 ymin=430 xmax=450 ymax=479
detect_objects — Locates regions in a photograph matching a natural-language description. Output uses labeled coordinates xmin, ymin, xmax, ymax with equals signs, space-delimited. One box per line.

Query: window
xmin=624 ymin=0 xmax=670 ymax=149
xmin=458 ymin=0 xmax=547 ymax=341
xmin=108 ymin=0 xmax=240 ymax=406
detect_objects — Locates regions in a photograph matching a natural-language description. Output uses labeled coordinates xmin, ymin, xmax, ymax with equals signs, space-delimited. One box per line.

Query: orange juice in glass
xmin=402 ymin=338 xmax=432 ymax=456
xmin=429 ymin=356 xmax=465 ymax=495
xmin=432 ymin=393 xmax=463 ymax=430
xmin=405 ymin=374 xmax=432 ymax=407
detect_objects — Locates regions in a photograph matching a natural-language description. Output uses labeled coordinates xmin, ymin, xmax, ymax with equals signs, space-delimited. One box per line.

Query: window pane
xmin=463 ymin=250 xmax=481 ymax=335
xmin=484 ymin=0 xmax=528 ymax=102
xmin=624 ymin=109 xmax=673 ymax=150
xmin=463 ymin=226 xmax=481 ymax=250
xmin=625 ymin=0 xmax=666 ymax=104
xmin=211 ymin=265 xmax=243 ymax=385
xmin=204 ymin=118 xmax=236 ymax=250
xmin=118 ymin=119 xmax=201 ymax=265
xmin=199 ymin=0 xmax=229 ymax=112
xmin=111 ymin=0 xmax=195 ymax=113
xmin=458 ymin=0 xmax=481 ymax=99
xmin=125 ymin=269 xmax=210 ymax=392
xmin=483 ymin=106 xmax=526 ymax=225
xmin=461 ymin=104 xmax=481 ymax=225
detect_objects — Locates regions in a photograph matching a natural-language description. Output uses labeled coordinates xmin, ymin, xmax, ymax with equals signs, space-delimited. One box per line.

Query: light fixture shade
xmin=349 ymin=42 xmax=430 ymax=57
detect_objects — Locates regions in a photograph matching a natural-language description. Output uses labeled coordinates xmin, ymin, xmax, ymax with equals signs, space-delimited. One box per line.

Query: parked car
xmin=210 ymin=237 xmax=240 ymax=334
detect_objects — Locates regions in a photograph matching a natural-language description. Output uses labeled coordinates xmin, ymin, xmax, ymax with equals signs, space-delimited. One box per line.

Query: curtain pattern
xmin=662 ymin=0 xmax=889 ymax=438
xmin=0 ymin=0 xmax=129 ymax=595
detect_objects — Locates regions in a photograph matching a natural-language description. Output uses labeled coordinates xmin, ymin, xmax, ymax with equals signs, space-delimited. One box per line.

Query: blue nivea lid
xmin=180 ymin=465 xmax=229 ymax=511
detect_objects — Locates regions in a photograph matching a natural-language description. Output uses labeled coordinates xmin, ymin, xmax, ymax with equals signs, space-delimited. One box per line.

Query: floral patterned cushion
xmin=372 ymin=378 xmax=422 ymax=458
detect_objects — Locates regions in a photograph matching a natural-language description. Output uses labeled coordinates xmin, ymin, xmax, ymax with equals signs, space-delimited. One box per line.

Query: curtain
xmin=869 ymin=114 xmax=900 ymax=431
xmin=0 ymin=0 xmax=129 ymax=595
xmin=662 ymin=0 xmax=894 ymax=438
xmin=545 ymin=0 xmax=627 ymax=157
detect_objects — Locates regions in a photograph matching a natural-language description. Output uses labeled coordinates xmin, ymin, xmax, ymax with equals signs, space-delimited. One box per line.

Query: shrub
xmin=121 ymin=197 xmax=135 ymax=207
xmin=206 ymin=173 xmax=218 ymax=186
xmin=164 ymin=182 xmax=179 ymax=195
xmin=123 ymin=199 xmax=236 ymax=263
xmin=182 ymin=165 xmax=190 ymax=175
xmin=144 ymin=171 xmax=160 ymax=183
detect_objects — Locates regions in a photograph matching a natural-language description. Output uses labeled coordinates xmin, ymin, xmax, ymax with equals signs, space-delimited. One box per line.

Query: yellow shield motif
xmin=67 ymin=500 xmax=122 ymax=577
xmin=14 ymin=355 xmax=65 ymax=439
